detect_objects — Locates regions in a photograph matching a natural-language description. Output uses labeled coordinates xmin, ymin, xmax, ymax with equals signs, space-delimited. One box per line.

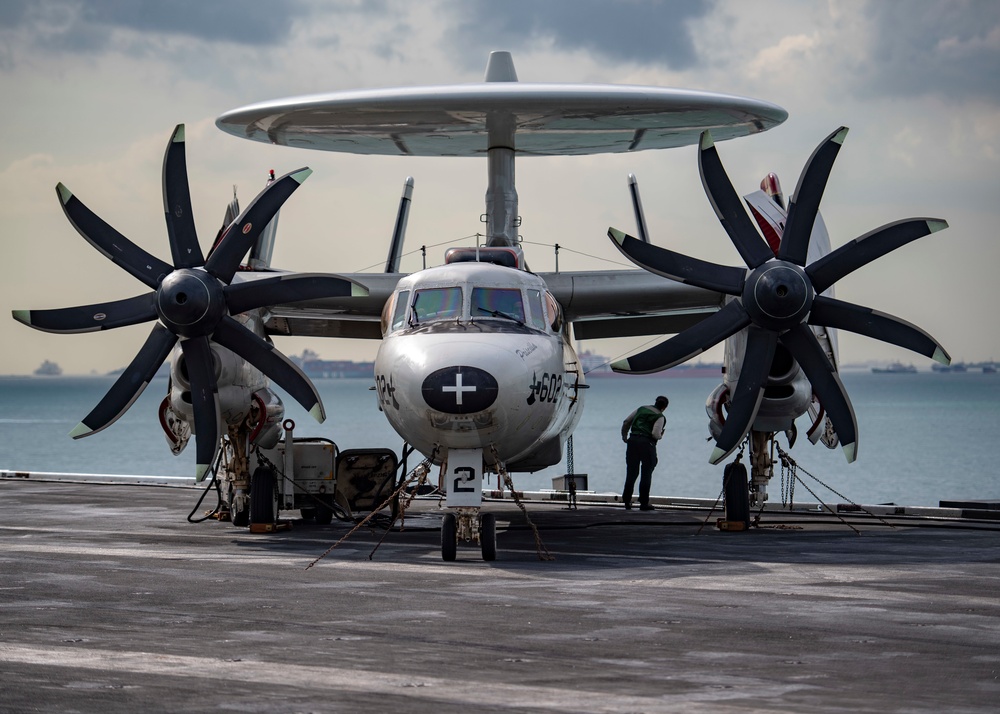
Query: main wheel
xmin=314 ymin=495 xmax=334 ymax=525
xmin=480 ymin=512 xmax=497 ymax=562
xmin=441 ymin=512 xmax=457 ymax=562
xmin=249 ymin=466 xmax=277 ymax=525
xmin=229 ymin=484 xmax=249 ymax=527
xmin=724 ymin=461 xmax=750 ymax=528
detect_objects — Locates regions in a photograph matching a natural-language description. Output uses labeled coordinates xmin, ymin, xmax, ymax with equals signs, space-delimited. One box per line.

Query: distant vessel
xmin=933 ymin=362 xmax=969 ymax=373
xmin=291 ymin=349 xmax=374 ymax=379
xmin=33 ymin=360 xmax=62 ymax=376
xmin=107 ymin=362 xmax=171 ymax=379
xmin=872 ymin=362 xmax=917 ymax=374
xmin=579 ymin=350 xmax=612 ymax=376
xmin=580 ymin=350 xmax=722 ymax=378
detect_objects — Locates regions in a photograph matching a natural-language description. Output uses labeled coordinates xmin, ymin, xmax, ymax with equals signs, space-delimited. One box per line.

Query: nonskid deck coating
xmin=2 ymin=479 xmax=999 ymax=713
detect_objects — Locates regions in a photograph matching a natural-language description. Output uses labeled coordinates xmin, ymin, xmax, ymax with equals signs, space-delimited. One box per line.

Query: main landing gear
xmin=441 ymin=508 xmax=496 ymax=562
xmin=723 ymin=430 xmax=782 ymax=530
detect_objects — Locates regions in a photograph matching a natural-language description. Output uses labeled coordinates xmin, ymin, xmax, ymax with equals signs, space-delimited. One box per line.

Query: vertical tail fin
xmin=385 ymin=177 xmax=413 ymax=273
xmin=628 ymin=173 xmax=650 ymax=244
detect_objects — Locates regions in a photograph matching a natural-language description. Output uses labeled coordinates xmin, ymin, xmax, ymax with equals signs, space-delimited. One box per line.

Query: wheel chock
xmin=249 ymin=521 xmax=292 ymax=534
xmin=716 ymin=519 xmax=747 ymax=531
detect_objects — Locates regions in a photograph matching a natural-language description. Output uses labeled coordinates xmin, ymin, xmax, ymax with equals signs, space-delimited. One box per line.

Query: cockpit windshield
xmin=412 ymin=287 xmax=462 ymax=323
xmin=471 ymin=287 xmax=525 ymax=324
xmin=392 ymin=283 xmax=545 ymax=332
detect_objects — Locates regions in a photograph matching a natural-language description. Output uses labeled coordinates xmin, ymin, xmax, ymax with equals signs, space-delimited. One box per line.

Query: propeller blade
xmin=809 ymin=295 xmax=951 ymax=364
xmin=806 ymin=218 xmax=948 ymax=294
xmin=608 ymin=228 xmax=746 ymax=295
xmin=698 ymin=131 xmax=774 ymax=269
xmin=205 ymin=167 xmax=313 ymax=284
xmin=69 ymin=324 xmax=177 ymax=439
xmin=778 ymin=127 xmax=849 ymax=266
xmin=710 ymin=327 xmax=778 ymax=464
xmin=224 ymin=273 xmax=368 ymax=315
xmin=56 ymin=183 xmax=173 ymax=289
xmin=162 ymin=124 xmax=204 ymax=269
xmin=180 ymin=336 xmax=220 ymax=481
xmin=212 ymin=316 xmax=326 ymax=422
xmin=612 ymin=300 xmax=750 ymax=374
xmin=780 ymin=323 xmax=858 ymax=462
xmin=12 ymin=292 xmax=157 ymax=334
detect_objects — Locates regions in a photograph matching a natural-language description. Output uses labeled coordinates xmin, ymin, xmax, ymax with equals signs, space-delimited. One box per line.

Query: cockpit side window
xmin=545 ymin=291 xmax=563 ymax=332
xmin=390 ymin=290 xmax=410 ymax=331
xmin=526 ymin=289 xmax=545 ymax=331
xmin=471 ymin=287 xmax=525 ymax=324
xmin=412 ymin=287 xmax=462 ymax=323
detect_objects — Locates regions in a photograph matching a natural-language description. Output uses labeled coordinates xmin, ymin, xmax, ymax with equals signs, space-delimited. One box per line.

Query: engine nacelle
xmin=249 ymin=388 xmax=285 ymax=449
xmin=166 ymin=334 xmax=271 ymax=435
xmin=718 ymin=324 xmax=814 ymax=436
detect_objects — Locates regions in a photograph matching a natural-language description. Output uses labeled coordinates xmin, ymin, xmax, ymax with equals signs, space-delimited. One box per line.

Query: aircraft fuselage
xmin=373 ymin=261 xmax=585 ymax=471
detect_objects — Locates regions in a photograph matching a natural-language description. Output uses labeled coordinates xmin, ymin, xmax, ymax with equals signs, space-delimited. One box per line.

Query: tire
xmin=724 ymin=461 xmax=750 ymax=528
xmin=229 ymin=485 xmax=249 ymax=527
xmin=441 ymin=512 xmax=457 ymax=562
xmin=314 ymin=495 xmax=334 ymax=526
xmin=249 ymin=467 xmax=277 ymax=525
xmin=480 ymin=512 xmax=497 ymax=562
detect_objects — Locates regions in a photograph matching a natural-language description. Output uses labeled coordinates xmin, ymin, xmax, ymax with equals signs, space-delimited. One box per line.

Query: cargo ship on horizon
xmin=580 ymin=351 xmax=722 ymax=378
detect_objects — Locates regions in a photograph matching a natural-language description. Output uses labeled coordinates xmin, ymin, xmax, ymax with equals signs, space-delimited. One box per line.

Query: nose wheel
xmin=441 ymin=512 xmax=457 ymax=561
xmin=441 ymin=508 xmax=496 ymax=562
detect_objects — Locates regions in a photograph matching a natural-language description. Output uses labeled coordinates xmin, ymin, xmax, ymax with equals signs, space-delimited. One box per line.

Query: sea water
xmin=1 ymin=372 xmax=997 ymax=507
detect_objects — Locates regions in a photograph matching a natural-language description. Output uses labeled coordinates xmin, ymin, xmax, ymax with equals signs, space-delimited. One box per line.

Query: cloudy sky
xmin=2 ymin=0 xmax=998 ymax=375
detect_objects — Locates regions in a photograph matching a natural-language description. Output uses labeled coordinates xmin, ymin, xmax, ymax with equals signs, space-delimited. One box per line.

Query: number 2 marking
xmin=453 ymin=466 xmax=476 ymax=493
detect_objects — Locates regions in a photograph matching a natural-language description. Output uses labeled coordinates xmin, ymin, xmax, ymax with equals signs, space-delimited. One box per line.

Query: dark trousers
xmin=623 ymin=435 xmax=657 ymax=505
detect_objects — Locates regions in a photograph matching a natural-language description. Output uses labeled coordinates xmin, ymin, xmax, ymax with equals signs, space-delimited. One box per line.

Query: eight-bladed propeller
xmin=12 ymin=124 xmax=366 ymax=480
xmin=608 ymin=127 xmax=950 ymax=465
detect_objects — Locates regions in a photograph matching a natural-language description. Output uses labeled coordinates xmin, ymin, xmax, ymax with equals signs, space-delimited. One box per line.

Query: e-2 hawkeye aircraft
xmin=12 ymin=52 xmax=949 ymax=560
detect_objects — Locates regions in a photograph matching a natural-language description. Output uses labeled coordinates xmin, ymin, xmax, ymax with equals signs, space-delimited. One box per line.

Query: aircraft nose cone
xmin=421 ymin=366 xmax=499 ymax=414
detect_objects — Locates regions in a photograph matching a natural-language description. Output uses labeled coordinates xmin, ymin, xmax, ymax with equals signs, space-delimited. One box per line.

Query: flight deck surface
xmin=2 ymin=479 xmax=998 ymax=713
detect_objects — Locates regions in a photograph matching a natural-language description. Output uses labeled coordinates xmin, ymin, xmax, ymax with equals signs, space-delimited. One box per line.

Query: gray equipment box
xmin=257 ymin=437 xmax=337 ymax=511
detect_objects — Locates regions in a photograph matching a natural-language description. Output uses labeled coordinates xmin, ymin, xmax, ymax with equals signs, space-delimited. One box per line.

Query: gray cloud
xmin=859 ymin=0 xmax=1000 ymax=103
xmin=447 ymin=0 xmax=715 ymax=71
xmin=0 ymin=0 xmax=305 ymax=54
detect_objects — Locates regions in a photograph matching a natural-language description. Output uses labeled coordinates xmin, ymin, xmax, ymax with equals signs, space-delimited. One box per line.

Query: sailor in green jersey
xmin=620 ymin=395 xmax=669 ymax=511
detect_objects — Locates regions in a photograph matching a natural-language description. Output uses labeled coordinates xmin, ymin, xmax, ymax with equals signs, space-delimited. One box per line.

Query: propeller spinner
xmin=609 ymin=127 xmax=950 ymax=465
xmin=13 ymin=125 xmax=364 ymax=480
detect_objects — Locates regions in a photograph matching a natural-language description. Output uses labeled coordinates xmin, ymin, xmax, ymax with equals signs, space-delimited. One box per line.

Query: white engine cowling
xmin=163 ymin=337 xmax=273 ymax=444
xmin=249 ymin=388 xmax=285 ymax=449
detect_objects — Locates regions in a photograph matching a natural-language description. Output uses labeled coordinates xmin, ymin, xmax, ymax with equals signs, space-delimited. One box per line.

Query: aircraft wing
xmin=241 ymin=269 xmax=722 ymax=341
xmin=232 ymin=271 xmax=402 ymax=340
xmin=542 ymin=270 xmax=723 ymax=339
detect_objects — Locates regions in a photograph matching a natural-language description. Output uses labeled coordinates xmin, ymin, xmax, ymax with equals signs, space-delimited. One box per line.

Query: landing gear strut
xmin=749 ymin=430 xmax=774 ymax=509
xmin=219 ymin=429 xmax=251 ymax=526
xmin=724 ymin=430 xmax=782 ymax=530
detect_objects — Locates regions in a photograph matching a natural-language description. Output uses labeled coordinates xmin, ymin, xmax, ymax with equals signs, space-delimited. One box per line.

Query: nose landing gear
xmin=441 ymin=508 xmax=497 ymax=561
xmin=440 ymin=447 xmax=497 ymax=561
